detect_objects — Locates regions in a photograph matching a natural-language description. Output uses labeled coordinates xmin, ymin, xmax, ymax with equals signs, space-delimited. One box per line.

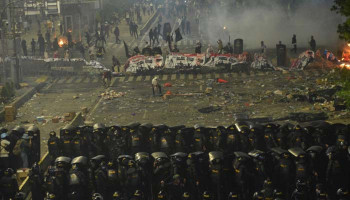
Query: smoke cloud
xmin=202 ymin=0 xmax=342 ymax=49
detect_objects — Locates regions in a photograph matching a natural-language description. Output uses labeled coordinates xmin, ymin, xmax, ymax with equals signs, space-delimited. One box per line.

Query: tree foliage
xmin=332 ymin=0 xmax=350 ymax=41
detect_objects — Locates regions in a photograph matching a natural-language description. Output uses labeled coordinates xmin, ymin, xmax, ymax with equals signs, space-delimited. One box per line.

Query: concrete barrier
xmin=140 ymin=9 xmax=160 ymax=36
xmin=0 ymin=82 xmax=47 ymax=122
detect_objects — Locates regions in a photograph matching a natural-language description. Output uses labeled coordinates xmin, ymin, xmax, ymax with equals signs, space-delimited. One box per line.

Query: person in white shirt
xmin=0 ymin=133 xmax=11 ymax=169
xmin=152 ymin=77 xmax=162 ymax=96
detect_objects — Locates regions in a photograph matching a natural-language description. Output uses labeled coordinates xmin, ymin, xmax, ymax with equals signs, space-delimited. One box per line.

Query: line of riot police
xmin=41 ymin=121 xmax=350 ymax=200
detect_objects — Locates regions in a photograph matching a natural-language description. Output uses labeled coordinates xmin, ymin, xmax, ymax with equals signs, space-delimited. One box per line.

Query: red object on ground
xmin=166 ymin=91 xmax=172 ymax=95
xmin=164 ymin=83 xmax=172 ymax=87
xmin=217 ymin=78 xmax=228 ymax=83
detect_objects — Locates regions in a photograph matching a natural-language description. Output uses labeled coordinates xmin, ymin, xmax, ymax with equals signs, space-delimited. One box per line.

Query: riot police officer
xmin=127 ymin=122 xmax=143 ymax=154
xmin=152 ymin=152 xmax=172 ymax=199
xmin=248 ymin=149 xmax=273 ymax=190
xmin=117 ymin=155 xmax=133 ymax=195
xmin=125 ymin=159 xmax=141 ymax=198
xmin=225 ymin=125 xmax=241 ymax=153
xmin=43 ymin=166 xmax=59 ymax=199
xmin=95 ymin=161 xmax=109 ymax=198
xmin=248 ymin=125 xmax=266 ymax=152
xmin=170 ymin=152 xmax=188 ymax=179
xmin=138 ymin=123 xmax=153 ymax=152
xmin=71 ymin=128 xmax=88 ymax=158
xmin=0 ymin=168 xmax=19 ymax=200
xmin=13 ymin=192 xmax=26 ymax=200
xmin=60 ymin=124 xmax=75 ymax=158
xmin=325 ymin=146 xmax=348 ymax=199
xmin=232 ymin=152 xmax=255 ymax=199
xmin=263 ymin=123 xmax=279 ymax=149
xmin=48 ymin=131 xmax=61 ymax=162
xmin=210 ymin=126 xmax=226 ymax=152
xmin=69 ymin=156 xmax=89 ymax=200
xmin=192 ymin=125 xmax=208 ymax=152
xmin=187 ymin=152 xmax=210 ymax=200
xmin=135 ymin=152 xmax=152 ymax=200
xmin=106 ymin=160 xmax=119 ymax=200
xmin=54 ymin=156 xmax=71 ymax=199
xmin=235 ymin=122 xmax=252 ymax=152
xmin=270 ymin=147 xmax=295 ymax=199
xmin=109 ymin=126 xmax=127 ymax=158
xmin=158 ymin=125 xmax=175 ymax=155
xmin=306 ymin=146 xmax=327 ymax=185
xmin=288 ymin=147 xmax=312 ymax=183
xmin=89 ymin=155 xmax=106 ymax=194
xmin=314 ymin=183 xmax=328 ymax=200
xmin=29 ymin=162 xmax=44 ymax=200
xmin=291 ymin=179 xmax=310 ymax=200
xmin=175 ymin=127 xmax=193 ymax=153
xmin=27 ymin=125 xmax=41 ymax=165
xmin=92 ymin=123 xmax=107 ymax=156
xmin=208 ymin=151 xmax=224 ymax=200
xmin=162 ymin=174 xmax=185 ymax=200
xmin=289 ymin=125 xmax=313 ymax=149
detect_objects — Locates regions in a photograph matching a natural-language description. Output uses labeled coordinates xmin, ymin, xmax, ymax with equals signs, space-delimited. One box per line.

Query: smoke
xmin=202 ymin=0 xmax=342 ymax=49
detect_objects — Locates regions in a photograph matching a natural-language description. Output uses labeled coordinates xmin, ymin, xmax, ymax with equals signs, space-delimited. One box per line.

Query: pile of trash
xmin=290 ymin=50 xmax=315 ymax=70
xmin=250 ymin=53 xmax=275 ymax=70
xmin=100 ymin=90 xmax=126 ymax=100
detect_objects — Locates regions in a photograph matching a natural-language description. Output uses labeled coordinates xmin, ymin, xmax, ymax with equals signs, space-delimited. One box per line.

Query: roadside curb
xmin=0 ymin=81 xmax=47 ymax=122
xmin=140 ymin=9 xmax=160 ymax=36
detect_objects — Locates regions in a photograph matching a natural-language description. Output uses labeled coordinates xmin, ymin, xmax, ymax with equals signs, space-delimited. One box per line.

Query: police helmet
xmin=134 ymin=190 xmax=143 ymax=197
xmin=194 ymin=124 xmax=204 ymax=131
xmin=337 ymin=188 xmax=349 ymax=197
xmin=92 ymin=193 xmax=104 ymax=200
xmin=0 ymin=127 xmax=8 ymax=133
xmin=228 ymin=192 xmax=239 ymax=199
xmin=55 ymin=156 xmax=72 ymax=169
xmin=14 ymin=192 xmax=26 ymax=200
xmin=93 ymin=123 xmax=105 ymax=131
xmin=46 ymin=193 xmax=56 ymax=200
xmin=183 ymin=192 xmax=191 ymax=199
xmin=4 ymin=168 xmax=15 ymax=175
xmin=49 ymin=131 xmax=56 ymax=137
xmin=158 ymin=190 xmax=166 ymax=199
xmin=227 ymin=125 xmax=237 ymax=132
xmin=31 ymin=162 xmax=40 ymax=174
xmin=253 ymin=191 xmax=264 ymax=199
xmin=202 ymin=191 xmax=211 ymax=199
xmin=326 ymin=146 xmax=337 ymax=156
xmin=12 ymin=125 xmax=25 ymax=135
xmin=27 ymin=125 xmax=39 ymax=133
xmin=296 ymin=179 xmax=307 ymax=192
xmin=112 ymin=191 xmax=121 ymax=199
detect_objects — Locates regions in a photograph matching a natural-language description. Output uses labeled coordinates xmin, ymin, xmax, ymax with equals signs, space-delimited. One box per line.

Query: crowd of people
xmin=1 ymin=121 xmax=349 ymax=200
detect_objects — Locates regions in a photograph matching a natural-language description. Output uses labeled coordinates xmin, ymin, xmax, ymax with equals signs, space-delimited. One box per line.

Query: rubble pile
xmin=100 ymin=90 xmax=126 ymax=100
xmin=250 ymin=53 xmax=275 ymax=70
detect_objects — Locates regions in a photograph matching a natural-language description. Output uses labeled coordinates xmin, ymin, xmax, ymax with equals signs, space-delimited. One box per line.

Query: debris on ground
xmin=101 ymin=90 xmax=126 ymax=100
xmin=198 ymin=106 xmax=222 ymax=114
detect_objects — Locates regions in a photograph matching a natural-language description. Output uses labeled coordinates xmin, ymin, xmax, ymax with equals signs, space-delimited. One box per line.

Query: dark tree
xmin=332 ymin=0 xmax=350 ymax=41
